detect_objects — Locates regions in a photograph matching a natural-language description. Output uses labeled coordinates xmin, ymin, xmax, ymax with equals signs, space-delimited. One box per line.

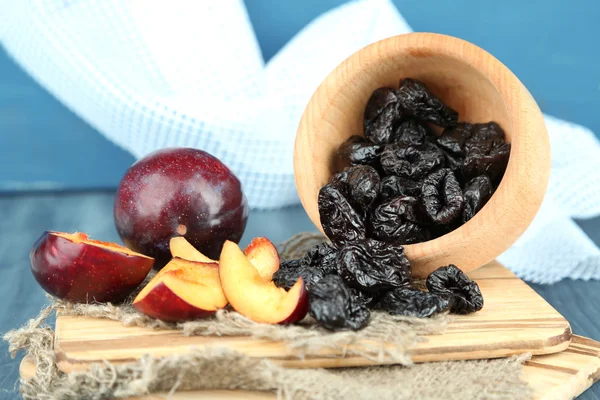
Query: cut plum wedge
xmin=169 ymin=236 xmax=216 ymax=263
xmin=30 ymin=231 xmax=154 ymax=303
xmin=219 ymin=240 xmax=308 ymax=324
xmin=244 ymin=237 xmax=280 ymax=280
xmin=133 ymin=258 xmax=227 ymax=322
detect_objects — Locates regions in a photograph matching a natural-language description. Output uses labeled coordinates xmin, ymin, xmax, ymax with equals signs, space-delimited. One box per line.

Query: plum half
xmin=114 ymin=148 xmax=249 ymax=269
xmin=30 ymin=231 xmax=154 ymax=303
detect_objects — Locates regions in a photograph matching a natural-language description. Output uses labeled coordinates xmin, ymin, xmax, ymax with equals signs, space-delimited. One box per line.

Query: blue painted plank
xmin=395 ymin=0 xmax=600 ymax=135
xmin=0 ymin=48 xmax=135 ymax=191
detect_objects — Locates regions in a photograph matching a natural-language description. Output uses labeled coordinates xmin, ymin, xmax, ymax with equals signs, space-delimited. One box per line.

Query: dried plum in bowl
xmin=294 ymin=33 xmax=550 ymax=277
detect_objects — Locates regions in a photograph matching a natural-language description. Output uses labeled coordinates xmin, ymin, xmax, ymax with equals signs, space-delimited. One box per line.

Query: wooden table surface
xmin=0 ymin=193 xmax=599 ymax=399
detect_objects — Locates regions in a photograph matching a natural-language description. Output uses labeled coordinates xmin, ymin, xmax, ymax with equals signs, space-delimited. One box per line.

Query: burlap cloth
xmin=4 ymin=233 xmax=532 ymax=399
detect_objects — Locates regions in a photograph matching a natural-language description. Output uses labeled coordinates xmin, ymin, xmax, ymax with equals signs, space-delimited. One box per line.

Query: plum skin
xmin=133 ymin=282 xmax=216 ymax=322
xmin=30 ymin=232 xmax=154 ymax=303
xmin=114 ymin=148 xmax=249 ymax=269
xmin=279 ymin=281 xmax=309 ymax=324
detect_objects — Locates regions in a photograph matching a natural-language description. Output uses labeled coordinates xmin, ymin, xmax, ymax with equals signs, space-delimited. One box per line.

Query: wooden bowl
xmin=294 ymin=33 xmax=550 ymax=278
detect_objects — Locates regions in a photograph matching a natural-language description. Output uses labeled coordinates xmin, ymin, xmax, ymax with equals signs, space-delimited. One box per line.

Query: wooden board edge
xmin=52 ymin=325 xmax=572 ymax=373
xmin=522 ymin=335 xmax=600 ymax=400
xmin=537 ymin=325 xmax=573 ymax=355
xmin=20 ymin=334 xmax=600 ymax=400
xmin=412 ymin=324 xmax=573 ymax=359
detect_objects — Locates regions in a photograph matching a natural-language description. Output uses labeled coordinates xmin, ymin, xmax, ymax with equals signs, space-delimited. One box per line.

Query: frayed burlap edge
xmin=3 ymin=232 xmax=533 ymax=399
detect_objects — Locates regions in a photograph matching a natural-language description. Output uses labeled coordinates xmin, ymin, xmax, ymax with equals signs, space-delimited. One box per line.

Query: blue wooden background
xmin=1 ymin=0 xmax=599 ymax=190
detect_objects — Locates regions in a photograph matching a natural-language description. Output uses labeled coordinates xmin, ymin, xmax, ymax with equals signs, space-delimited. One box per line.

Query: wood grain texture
xmin=50 ymin=262 xmax=570 ymax=373
xmin=293 ymin=32 xmax=551 ymax=278
xmin=522 ymin=336 xmax=600 ymax=400
xmin=20 ymin=335 xmax=600 ymax=399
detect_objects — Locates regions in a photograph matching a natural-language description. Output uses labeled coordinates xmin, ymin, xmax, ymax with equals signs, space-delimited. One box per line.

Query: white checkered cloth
xmin=0 ymin=0 xmax=412 ymax=209
xmin=2 ymin=0 xmax=600 ymax=283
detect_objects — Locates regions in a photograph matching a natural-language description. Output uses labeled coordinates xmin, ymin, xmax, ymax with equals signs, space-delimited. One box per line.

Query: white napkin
xmin=0 ymin=0 xmax=412 ymax=209
xmin=497 ymin=116 xmax=600 ymax=283
xmin=2 ymin=0 xmax=600 ymax=283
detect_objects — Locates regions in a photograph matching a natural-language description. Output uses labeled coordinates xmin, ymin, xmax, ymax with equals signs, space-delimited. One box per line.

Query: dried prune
xmin=370 ymin=196 xmax=430 ymax=244
xmin=426 ymin=265 xmax=484 ymax=314
xmin=462 ymin=175 xmax=493 ymax=223
xmin=467 ymin=122 xmax=505 ymax=145
xmin=302 ymin=242 xmax=339 ymax=275
xmin=273 ymin=243 xmax=340 ymax=290
xmin=318 ymin=183 xmax=366 ymax=247
xmin=273 ymin=259 xmax=327 ymax=290
xmin=338 ymin=135 xmax=384 ymax=166
xmin=463 ymin=144 xmax=511 ymax=182
xmin=421 ymin=169 xmax=464 ymax=225
xmin=272 ymin=260 xmax=304 ymax=287
xmin=272 ymin=259 xmax=304 ymax=289
xmin=390 ymin=119 xmax=428 ymax=146
xmin=347 ymin=165 xmax=381 ymax=210
xmin=364 ymin=87 xmax=398 ymax=124
xmin=375 ymin=287 xmax=451 ymax=317
xmin=437 ymin=123 xmax=473 ymax=156
xmin=309 ymin=275 xmax=370 ymax=331
xmin=337 ymin=238 xmax=411 ymax=292
xmin=395 ymin=78 xmax=458 ymax=127
xmin=280 ymin=259 xmax=302 ymax=269
xmin=380 ymin=142 xmax=444 ymax=180
xmin=326 ymin=78 xmax=509 ymax=250
xmin=444 ymin=152 xmax=464 ymax=176
xmin=380 ymin=175 xmax=422 ymax=199
xmin=352 ymin=288 xmax=380 ymax=308
xmin=462 ymin=122 xmax=510 ymax=181
xmin=365 ymin=103 xmax=402 ymax=145
xmin=328 ymin=169 xmax=351 ymax=198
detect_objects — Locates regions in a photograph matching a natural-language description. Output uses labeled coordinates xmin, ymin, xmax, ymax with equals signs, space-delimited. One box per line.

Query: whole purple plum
xmin=114 ymin=148 xmax=248 ymax=269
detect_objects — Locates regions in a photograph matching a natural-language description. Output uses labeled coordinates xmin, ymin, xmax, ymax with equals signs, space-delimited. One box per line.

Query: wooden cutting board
xmin=19 ymin=335 xmax=600 ymax=399
xmin=51 ymin=261 xmax=571 ymax=373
